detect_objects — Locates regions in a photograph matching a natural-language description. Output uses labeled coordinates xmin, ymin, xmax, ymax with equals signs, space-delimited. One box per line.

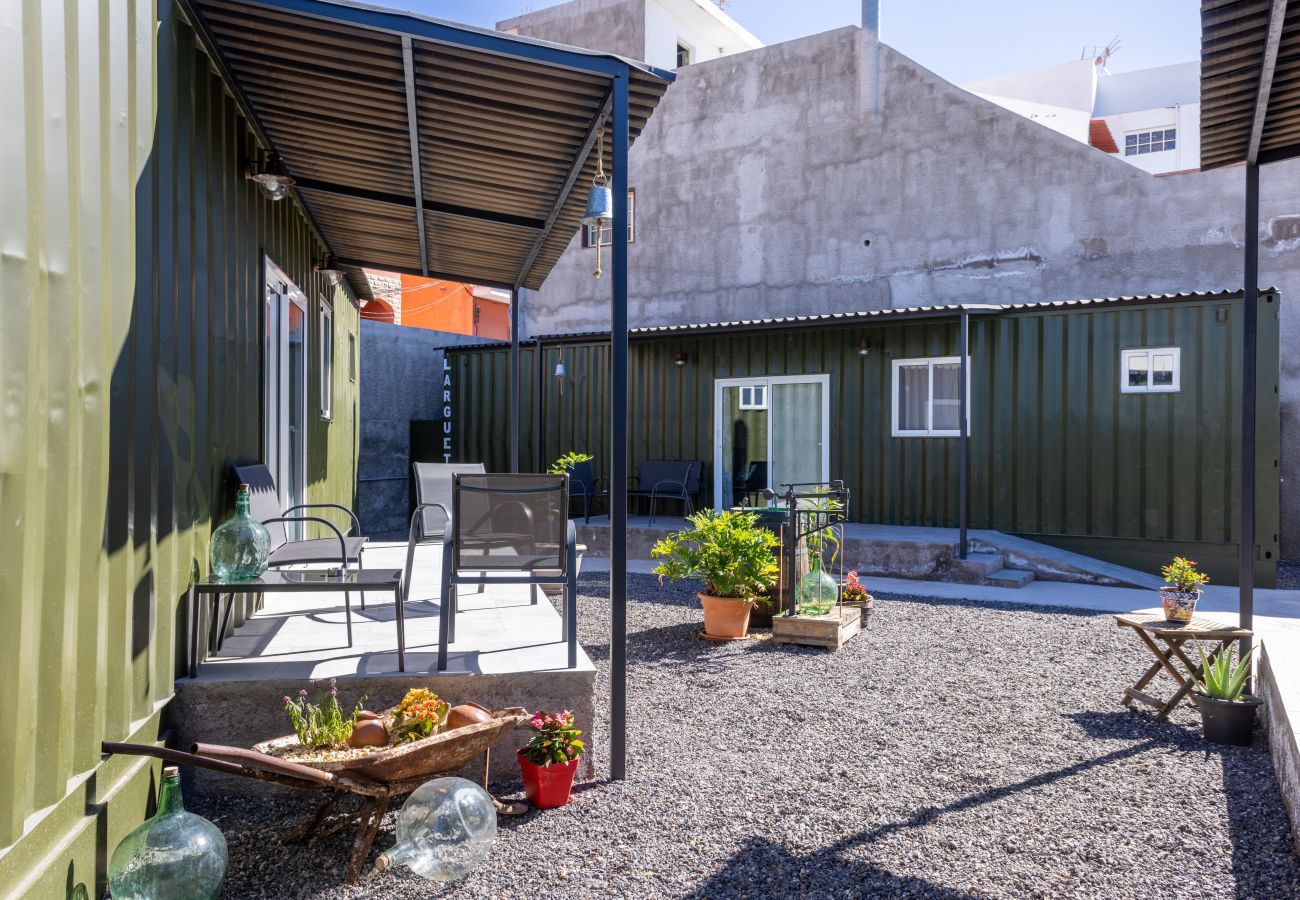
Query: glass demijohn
xmin=107 ymin=767 xmax=227 ymax=900
xmin=209 ymin=483 xmax=271 ymax=580
xmin=374 ymin=777 xmax=497 ymax=882
xmin=796 ymin=554 xmax=839 ymax=616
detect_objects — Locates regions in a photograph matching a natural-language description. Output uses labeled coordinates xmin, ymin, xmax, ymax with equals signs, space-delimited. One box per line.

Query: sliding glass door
xmin=714 ymin=375 xmax=829 ymax=510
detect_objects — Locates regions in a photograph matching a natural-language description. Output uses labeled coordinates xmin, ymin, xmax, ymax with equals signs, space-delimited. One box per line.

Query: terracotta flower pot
xmin=1160 ymin=587 xmax=1200 ymax=623
xmin=699 ymin=592 xmax=753 ymax=639
xmin=517 ymin=749 xmax=579 ymax=809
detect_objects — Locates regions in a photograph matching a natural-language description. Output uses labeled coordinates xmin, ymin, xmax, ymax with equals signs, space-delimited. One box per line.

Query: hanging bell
xmin=554 ymin=360 xmax=567 ymax=378
xmin=581 ymin=181 xmax=613 ymax=227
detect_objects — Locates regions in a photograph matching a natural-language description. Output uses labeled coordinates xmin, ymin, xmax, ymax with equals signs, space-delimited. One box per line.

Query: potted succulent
xmin=1159 ymin=556 xmax=1209 ymax=623
xmin=1196 ymin=646 xmax=1262 ymax=746
xmin=651 ymin=509 xmax=779 ymax=639
xmin=517 ymin=710 xmax=586 ymax=809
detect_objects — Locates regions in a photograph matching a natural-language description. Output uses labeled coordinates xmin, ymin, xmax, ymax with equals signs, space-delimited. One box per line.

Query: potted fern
xmin=651 ymin=510 xmax=779 ymax=639
xmin=1196 ymin=645 xmax=1262 ymax=746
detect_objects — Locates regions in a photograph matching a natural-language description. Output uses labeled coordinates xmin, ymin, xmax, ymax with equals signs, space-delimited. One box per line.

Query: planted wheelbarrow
xmin=103 ymin=707 xmax=530 ymax=883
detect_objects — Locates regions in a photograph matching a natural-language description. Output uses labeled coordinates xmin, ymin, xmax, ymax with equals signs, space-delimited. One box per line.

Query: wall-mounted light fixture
xmin=858 ymin=338 xmax=872 ymax=357
xmin=246 ymin=152 xmax=295 ymax=201
xmin=674 ymin=351 xmax=688 ymax=367
xmin=314 ymin=255 xmax=346 ymax=287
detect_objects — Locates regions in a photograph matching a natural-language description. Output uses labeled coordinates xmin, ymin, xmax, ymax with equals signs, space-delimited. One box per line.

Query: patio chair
xmin=627 ymin=460 xmax=703 ymax=524
xmin=733 ymin=460 xmax=768 ymax=507
xmin=437 ymin=473 xmax=577 ymax=671
xmin=569 ymin=459 xmax=609 ymax=523
xmin=232 ymin=464 xmax=368 ymax=572
xmin=402 ymin=462 xmax=485 ymax=607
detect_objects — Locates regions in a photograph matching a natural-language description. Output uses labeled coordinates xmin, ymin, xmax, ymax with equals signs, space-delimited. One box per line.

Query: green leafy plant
xmin=390 ymin=688 xmax=450 ymax=743
xmin=1197 ymin=645 xmax=1253 ymax=701
xmin=521 ymin=710 xmax=586 ymax=766
xmin=1161 ymin=556 xmax=1210 ymax=593
xmin=802 ymin=487 xmax=843 ymax=563
xmin=282 ymin=678 xmax=366 ymax=749
xmin=651 ymin=509 xmax=779 ymax=600
xmin=548 ymin=451 xmax=593 ymax=475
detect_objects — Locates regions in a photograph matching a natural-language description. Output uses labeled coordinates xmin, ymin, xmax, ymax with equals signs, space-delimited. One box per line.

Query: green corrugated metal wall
xmin=0 ymin=2 xmax=359 ymax=895
xmin=449 ymin=295 xmax=1280 ymax=583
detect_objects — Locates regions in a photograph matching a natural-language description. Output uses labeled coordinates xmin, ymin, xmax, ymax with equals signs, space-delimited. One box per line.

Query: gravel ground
xmin=1277 ymin=561 xmax=1300 ymax=591
xmin=192 ymin=574 xmax=1299 ymax=899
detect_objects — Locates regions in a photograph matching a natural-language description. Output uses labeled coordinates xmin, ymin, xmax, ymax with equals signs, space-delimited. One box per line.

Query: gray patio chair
xmin=437 ymin=473 xmax=577 ymax=671
xmin=569 ymin=459 xmax=609 ymax=523
xmin=401 ymin=462 xmax=485 ymax=607
xmin=627 ymin=460 xmax=703 ymax=523
xmin=233 ymin=464 xmax=368 ymax=570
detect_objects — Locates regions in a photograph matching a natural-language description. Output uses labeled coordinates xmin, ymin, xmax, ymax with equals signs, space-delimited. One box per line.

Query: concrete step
xmin=984 ymin=568 xmax=1036 ymax=588
xmin=948 ymin=552 xmax=1006 ymax=579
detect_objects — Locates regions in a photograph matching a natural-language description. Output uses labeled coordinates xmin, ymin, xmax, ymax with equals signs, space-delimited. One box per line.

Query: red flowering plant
xmin=841 ymin=571 xmax=871 ymax=603
xmin=521 ymin=711 xmax=586 ymax=767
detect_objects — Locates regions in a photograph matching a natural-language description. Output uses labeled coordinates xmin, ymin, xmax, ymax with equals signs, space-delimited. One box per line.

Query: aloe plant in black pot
xmin=1196 ymin=645 xmax=1262 ymax=746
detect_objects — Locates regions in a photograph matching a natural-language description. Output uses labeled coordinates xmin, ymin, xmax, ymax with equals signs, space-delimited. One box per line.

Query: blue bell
xmin=581 ymin=182 xmax=613 ymax=227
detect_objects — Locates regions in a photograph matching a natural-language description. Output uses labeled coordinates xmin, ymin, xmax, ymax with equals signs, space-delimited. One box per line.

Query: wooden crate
xmin=771 ymin=607 xmax=861 ymax=650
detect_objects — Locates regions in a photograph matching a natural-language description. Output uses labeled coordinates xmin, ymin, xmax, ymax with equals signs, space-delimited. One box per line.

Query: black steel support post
xmin=510 ymin=288 xmax=521 ymax=473
xmin=610 ymin=74 xmax=631 ymax=781
xmin=1240 ymin=163 xmax=1259 ymax=662
xmin=535 ymin=340 xmax=545 ymax=473
xmin=958 ymin=310 xmax=971 ymax=559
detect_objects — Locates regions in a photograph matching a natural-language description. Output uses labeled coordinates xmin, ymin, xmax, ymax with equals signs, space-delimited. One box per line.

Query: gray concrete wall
xmin=498 ymin=0 xmax=645 ymax=61
xmin=358 ymin=321 xmax=495 ymax=538
xmin=512 ymin=24 xmax=1300 ymax=559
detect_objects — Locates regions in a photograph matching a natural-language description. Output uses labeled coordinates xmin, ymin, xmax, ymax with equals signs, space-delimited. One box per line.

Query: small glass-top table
xmin=190 ymin=568 xmax=405 ymax=677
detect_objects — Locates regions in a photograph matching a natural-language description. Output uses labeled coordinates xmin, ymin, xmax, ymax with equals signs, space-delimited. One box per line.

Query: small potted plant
xmin=390 ymin=688 xmax=450 ymax=743
xmin=840 ymin=571 xmax=874 ymax=609
xmin=651 ymin=509 xmax=779 ymax=639
xmin=1195 ymin=645 xmax=1262 ymax=746
xmin=1159 ymin=557 xmax=1209 ymax=622
xmin=517 ymin=710 xmax=586 ymax=809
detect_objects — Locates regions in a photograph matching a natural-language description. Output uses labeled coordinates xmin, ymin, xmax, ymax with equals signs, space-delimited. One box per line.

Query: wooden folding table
xmin=1113 ymin=612 xmax=1252 ymax=719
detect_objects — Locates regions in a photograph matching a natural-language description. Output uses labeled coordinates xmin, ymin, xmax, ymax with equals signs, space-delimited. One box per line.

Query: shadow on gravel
xmin=1065 ymin=709 xmax=1202 ymax=744
xmin=686 ymin=835 xmax=981 ymax=899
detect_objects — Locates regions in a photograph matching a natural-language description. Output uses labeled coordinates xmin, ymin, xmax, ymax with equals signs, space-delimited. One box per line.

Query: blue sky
xmin=385 ymin=0 xmax=1201 ymax=85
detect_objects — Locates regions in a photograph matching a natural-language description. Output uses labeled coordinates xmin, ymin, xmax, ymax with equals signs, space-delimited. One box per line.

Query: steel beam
xmin=334 ymin=257 xmax=514 ymax=292
xmin=1248 ymin=0 xmax=1289 ymax=164
xmin=510 ymin=288 xmax=521 ymax=473
xmin=1240 ymin=162 xmax=1259 ymax=665
xmin=958 ymin=309 xmax=970 ymax=559
xmin=402 ymin=36 xmax=431 ymax=276
xmin=609 ymin=72 xmax=631 ymax=782
xmin=292 ymin=177 xmax=545 ymax=231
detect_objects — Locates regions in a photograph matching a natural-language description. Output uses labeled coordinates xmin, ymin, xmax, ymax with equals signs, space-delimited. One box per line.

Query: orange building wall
xmin=361 ymin=275 xmax=509 ymax=339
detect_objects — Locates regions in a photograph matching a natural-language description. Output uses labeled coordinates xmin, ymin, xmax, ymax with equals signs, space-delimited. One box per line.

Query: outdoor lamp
xmin=675 ymin=351 xmax=688 ymax=367
xmin=248 ymin=152 xmax=295 ymax=201
xmin=858 ymin=338 xmax=871 ymax=357
xmin=314 ymin=255 xmax=346 ymax=287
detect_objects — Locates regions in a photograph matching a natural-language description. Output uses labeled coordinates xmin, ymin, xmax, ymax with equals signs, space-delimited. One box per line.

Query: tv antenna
xmin=1082 ymin=36 xmax=1122 ymax=68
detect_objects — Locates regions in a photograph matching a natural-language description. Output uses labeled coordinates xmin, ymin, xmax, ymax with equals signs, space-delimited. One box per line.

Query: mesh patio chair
xmin=569 ymin=459 xmax=609 ymax=523
xmin=401 ymin=462 xmax=485 ymax=608
xmin=232 ymin=464 xmax=368 ymax=571
xmin=627 ymin=460 xmax=703 ymax=523
xmin=437 ymin=473 xmax=577 ymax=671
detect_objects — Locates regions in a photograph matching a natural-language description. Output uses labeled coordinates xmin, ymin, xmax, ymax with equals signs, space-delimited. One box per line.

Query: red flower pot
xmin=517 ymin=749 xmax=579 ymax=809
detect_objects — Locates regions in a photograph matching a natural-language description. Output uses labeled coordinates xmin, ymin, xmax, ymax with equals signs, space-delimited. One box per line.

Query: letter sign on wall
xmin=442 ymin=358 xmax=453 ymax=463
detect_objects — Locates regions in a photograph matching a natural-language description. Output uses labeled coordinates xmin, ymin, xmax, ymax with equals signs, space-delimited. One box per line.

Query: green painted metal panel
xmin=0 ymin=2 xmax=359 ymax=893
xmin=448 ymin=295 xmax=1279 ymax=585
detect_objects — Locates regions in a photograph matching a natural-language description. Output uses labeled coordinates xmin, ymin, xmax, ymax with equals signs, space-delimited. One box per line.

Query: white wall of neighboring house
xmin=644 ymin=0 xmax=762 ymax=70
xmin=969 ymin=93 xmax=1092 ymax=143
xmin=1098 ymin=104 xmax=1200 ymax=174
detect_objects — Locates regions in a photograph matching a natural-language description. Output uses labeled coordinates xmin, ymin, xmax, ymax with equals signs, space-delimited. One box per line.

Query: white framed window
xmin=319 ymin=298 xmax=334 ymax=419
xmin=676 ymin=41 xmax=693 ymax=68
xmin=738 ymin=384 xmax=767 ymax=410
xmin=348 ymin=332 xmax=357 ymax=382
xmin=1124 ymin=128 xmax=1176 ymax=156
xmin=582 ymin=188 xmax=635 ymax=248
xmin=1120 ymin=347 xmax=1180 ymax=393
xmin=892 ymin=356 xmax=968 ymax=437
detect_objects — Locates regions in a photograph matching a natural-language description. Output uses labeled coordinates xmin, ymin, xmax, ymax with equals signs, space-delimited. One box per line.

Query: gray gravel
xmin=192 ymin=574 xmax=1299 ymax=899
xmin=1277 ymin=560 xmax=1300 ymax=591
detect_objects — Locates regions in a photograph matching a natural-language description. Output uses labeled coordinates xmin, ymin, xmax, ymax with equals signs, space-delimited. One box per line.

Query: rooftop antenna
xmin=1081 ymin=35 xmax=1121 ymax=70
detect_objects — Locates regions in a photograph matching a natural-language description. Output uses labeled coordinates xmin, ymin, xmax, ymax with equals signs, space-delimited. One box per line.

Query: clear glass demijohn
xmin=374 ymin=777 xmax=497 ymax=882
xmin=209 ymin=482 xmax=271 ymax=580
xmin=107 ymin=767 xmax=227 ymax=900
xmin=796 ymin=553 xmax=839 ymax=616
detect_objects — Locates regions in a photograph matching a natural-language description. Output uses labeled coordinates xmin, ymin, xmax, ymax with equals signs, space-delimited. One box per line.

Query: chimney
xmin=862 ymin=0 xmax=880 ymax=37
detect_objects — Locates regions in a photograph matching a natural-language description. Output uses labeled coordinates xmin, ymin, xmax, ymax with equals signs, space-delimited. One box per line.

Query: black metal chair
xmin=733 ymin=460 xmax=768 ymax=507
xmin=569 ymin=459 xmax=609 ymax=523
xmin=233 ymin=464 xmax=368 ymax=570
xmin=627 ymin=460 xmax=702 ymax=523
xmin=402 ymin=462 xmax=485 ymax=608
xmin=437 ymin=473 xmax=577 ymax=671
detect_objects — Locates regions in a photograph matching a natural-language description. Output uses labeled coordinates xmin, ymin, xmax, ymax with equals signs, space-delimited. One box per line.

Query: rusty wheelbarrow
xmin=102 ymin=707 xmax=530 ymax=883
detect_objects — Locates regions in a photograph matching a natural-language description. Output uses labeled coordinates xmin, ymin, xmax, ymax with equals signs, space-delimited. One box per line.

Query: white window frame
xmin=891 ymin=356 xmax=970 ymax=438
xmin=676 ymin=39 xmax=694 ymax=68
xmin=583 ymin=188 xmax=635 ymax=248
xmin=1124 ymin=127 xmax=1176 ymax=156
xmin=737 ymin=384 xmax=767 ymax=410
xmin=1120 ymin=347 xmax=1181 ymax=394
xmin=319 ymin=297 xmax=334 ymax=419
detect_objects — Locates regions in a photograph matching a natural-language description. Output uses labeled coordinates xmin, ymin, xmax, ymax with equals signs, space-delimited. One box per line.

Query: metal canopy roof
xmin=183 ymin=0 xmax=674 ymax=296
xmin=1200 ymin=0 xmax=1300 ymax=170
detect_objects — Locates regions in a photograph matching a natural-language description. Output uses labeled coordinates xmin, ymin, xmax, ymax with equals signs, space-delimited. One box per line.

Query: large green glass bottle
xmin=209 ymin=482 xmax=270 ymax=580
xmin=796 ymin=555 xmax=839 ymax=616
xmin=107 ymin=766 xmax=227 ymax=899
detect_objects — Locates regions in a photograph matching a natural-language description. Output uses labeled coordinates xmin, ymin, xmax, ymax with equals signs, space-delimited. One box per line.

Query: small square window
xmin=738 ymin=384 xmax=767 ymax=410
xmin=1121 ymin=347 xmax=1180 ymax=393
